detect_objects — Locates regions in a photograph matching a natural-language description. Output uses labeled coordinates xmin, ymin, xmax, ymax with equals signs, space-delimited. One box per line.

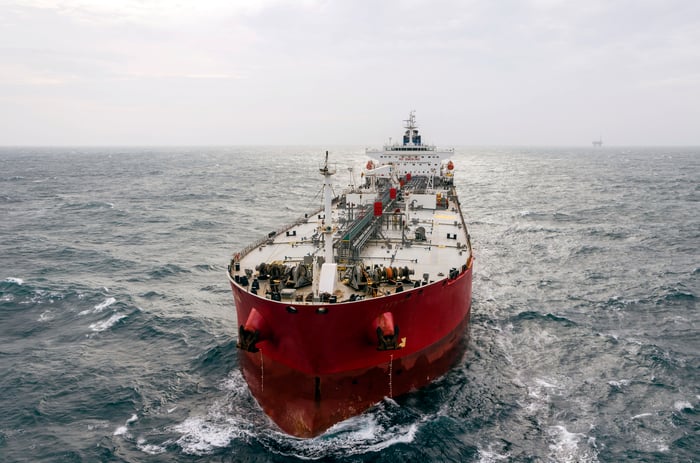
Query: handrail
xmin=232 ymin=205 xmax=324 ymax=262
xmin=451 ymin=185 xmax=472 ymax=255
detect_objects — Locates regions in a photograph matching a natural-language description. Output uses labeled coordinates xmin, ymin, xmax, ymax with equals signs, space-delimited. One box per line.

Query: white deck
xmin=230 ymin=180 xmax=471 ymax=304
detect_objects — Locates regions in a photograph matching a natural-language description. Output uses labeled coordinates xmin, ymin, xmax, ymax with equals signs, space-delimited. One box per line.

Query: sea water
xmin=0 ymin=146 xmax=697 ymax=462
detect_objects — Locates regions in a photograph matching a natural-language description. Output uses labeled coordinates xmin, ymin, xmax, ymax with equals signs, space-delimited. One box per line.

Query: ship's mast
xmin=403 ymin=110 xmax=417 ymax=146
xmin=320 ymin=151 xmax=336 ymax=264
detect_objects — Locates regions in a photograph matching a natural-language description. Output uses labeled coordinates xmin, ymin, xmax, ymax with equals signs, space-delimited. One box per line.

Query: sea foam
xmin=80 ymin=297 xmax=116 ymax=315
xmin=547 ymin=425 xmax=597 ymax=463
xmin=89 ymin=313 xmax=126 ymax=332
xmin=113 ymin=414 xmax=138 ymax=437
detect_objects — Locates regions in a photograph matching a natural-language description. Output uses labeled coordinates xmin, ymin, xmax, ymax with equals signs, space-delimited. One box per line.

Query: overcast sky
xmin=1 ymin=0 xmax=699 ymax=146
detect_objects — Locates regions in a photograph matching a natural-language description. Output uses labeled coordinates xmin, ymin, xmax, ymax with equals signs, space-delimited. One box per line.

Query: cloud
xmin=3 ymin=0 xmax=320 ymax=26
xmin=0 ymin=61 xmax=78 ymax=86
xmin=638 ymin=74 xmax=700 ymax=89
xmin=0 ymin=0 xmax=699 ymax=144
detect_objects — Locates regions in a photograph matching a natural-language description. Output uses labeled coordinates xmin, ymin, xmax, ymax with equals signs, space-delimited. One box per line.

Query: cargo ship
xmin=228 ymin=112 xmax=473 ymax=437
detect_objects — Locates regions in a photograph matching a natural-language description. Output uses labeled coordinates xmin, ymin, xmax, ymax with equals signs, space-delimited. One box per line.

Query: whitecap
xmin=174 ymin=416 xmax=246 ymax=456
xmin=89 ymin=313 xmax=126 ymax=332
xmin=175 ymin=373 xmax=419 ymax=459
xmin=260 ymin=401 xmax=419 ymax=460
xmin=38 ymin=310 xmax=53 ymax=322
xmin=137 ymin=439 xmax=166 ymax=455
xmin=534 ymin=378 xmax=559 ymax=389
xmin=219 ymin=369 xmax=253 ymax=394
xmin=477 ymin=445 xmax=510 ymax=462
xmin=607 ymin=379 xmax=631 ymax=388
xmin=269 ymin=422 xmax=417 ymax=460
xmin=87 ymin=421 xmax=109 ymax=431
xmin=80 ymin=297 xmax=117 ymax=316
xmin=547 ymin=425 xmax=597 ymax=463
xmin=674 ymin=400 xmax=693 ymax=412
xmin=94 ymin=297 xmax=116 ymax=312
xmin=114 ymin=414 xmax=138 ymax=436
xmin=4 ymin=277 xmax=23 ymax=285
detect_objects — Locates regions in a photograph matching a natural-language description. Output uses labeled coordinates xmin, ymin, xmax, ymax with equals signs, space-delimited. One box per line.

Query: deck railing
xmin=231 ymin=204 xmax=324 ymax=265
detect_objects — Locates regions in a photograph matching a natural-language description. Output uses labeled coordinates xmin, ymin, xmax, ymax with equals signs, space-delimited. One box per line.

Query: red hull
xmin=230 ymin=265 xmax=472 ymax=437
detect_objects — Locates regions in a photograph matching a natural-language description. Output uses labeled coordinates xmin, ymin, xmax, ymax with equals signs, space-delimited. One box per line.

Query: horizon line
xmin=1 ymin=143 xmax=699 ymax=149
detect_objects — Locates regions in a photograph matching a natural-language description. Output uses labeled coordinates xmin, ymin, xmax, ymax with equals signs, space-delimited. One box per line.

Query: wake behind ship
xmin=228 ymin=112 xmax=473 ymax=437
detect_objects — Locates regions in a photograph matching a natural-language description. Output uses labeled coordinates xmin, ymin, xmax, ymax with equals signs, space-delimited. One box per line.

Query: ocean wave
xmin=503 ymin=224 xmax=561 ymax=235
xmin=637 ymin=343 xmax=684 ymax=372
xmin=261 ymin=406 xmax=419 ymax=461
xmin=173 ymin=415 xmax=250 ymax=456
xmin=512 ymin=311 xmax=577 ymax=327
xmin=569 ymin=244 xmax=604 ymax=257
xmin=194 ymin=340 xmax=239 ymax=376
xmin=114 ymin=414 xmax=138 ymax=437
xmin=605 ymin=230 xmax=635 ymax=240
xmin=89 ymin=313 xmax=127 ymax=332
xmin=546 ymin=425 xmax=598 ymax=463
xmin=0 ymin=280 xmax=68 ymax=306
xmin=148 ymin=264 xmax=191 ymax=279
xmin=171 ymin=370 xmax=259 ymax=455
xmin=599 ymin=295 xmax=639 ymax=311
xmin=607 ymin=379 xmax=632 ymax=391
xmin=654 ymin=286 xmax=696 ymax=304
xmin=79 ymin=297 xmax=116 ymax=315
xmin=199 ymin=285 xmax=229 ymax=294
xmin=138 ymin=290 xmax=167 ymax=299
xmin=673 ymin=400 xmax=694 ymax=412
xmin=170 ymin=370 xmax=421 ymax=459
xmin=61 ymin=200 xmax=115 ymax=210
xmin=477 ymin=444 xmax=511 ymax=462
xmin=194 ymin=264 xmax=219 ymax=272
xmin=517 ymin=210 xmax=574 ymax=222
xmin=137 ymin=438 xmax=166 ymax=455
xmin=177 ymin=220 xmax=225 ymax=231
